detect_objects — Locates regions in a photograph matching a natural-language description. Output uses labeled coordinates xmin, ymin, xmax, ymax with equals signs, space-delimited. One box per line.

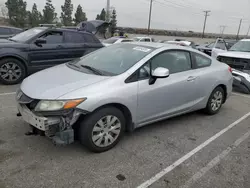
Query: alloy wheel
xmin=0 ymin=62 xmax=22 ymax=82
xmin=92 ymin=115 xmax=121 ymax=147
xmin=211 ymin=91 xmax=223 ymax=111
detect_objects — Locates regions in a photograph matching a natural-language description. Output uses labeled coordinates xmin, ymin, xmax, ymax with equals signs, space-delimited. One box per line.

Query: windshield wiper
xmin=80 ymin=65 xmax=104 ymax=75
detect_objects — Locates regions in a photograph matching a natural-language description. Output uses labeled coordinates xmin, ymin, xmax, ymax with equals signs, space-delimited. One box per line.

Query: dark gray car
xmin=0 ymin=26 xmax=103 ymax=85
xmin=0 ymin=26 xmax=23 ymax=39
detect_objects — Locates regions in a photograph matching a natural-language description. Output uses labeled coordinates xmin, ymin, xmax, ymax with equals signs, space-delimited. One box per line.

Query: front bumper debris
xmin=17 ymin=102 xmax=84 ymax=145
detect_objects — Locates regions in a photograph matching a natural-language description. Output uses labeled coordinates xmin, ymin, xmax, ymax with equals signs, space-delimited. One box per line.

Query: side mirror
xmin=35 ymin=38 xmax=46 ymax=46
xmin=152 ymin=67 xmax=170 ymax=78
xmin=149 ymin=67 xmax=170 ymax=85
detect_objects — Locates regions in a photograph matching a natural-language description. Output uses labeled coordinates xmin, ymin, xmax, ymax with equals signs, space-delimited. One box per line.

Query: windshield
xmin=229 ymin=41 xmax=250 ymax=52
xmin=207 ymin=42 xmax=215 ymax=48
xmin=67 ymin=43 xmax=154 ymax=75
xmin=134 ymin=38 xmax=141 ymax=41
xmin=10 ymin=27 xmax=46 ymax=42
xmin=103 ymin=38 xmax=118 ymax=44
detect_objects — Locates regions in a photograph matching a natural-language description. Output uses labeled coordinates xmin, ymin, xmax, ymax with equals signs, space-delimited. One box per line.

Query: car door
xmin=137 ymin=50 xmax=200 ymax=125
xmin=29 ymin=30 xmax=68 ymax=68
xmin=211 ymin=38 xmax=228 ymax=58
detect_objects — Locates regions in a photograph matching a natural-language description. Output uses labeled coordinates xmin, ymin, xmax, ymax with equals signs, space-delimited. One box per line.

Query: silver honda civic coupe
xmin=16 ymin=42 xmax=233 ymax=152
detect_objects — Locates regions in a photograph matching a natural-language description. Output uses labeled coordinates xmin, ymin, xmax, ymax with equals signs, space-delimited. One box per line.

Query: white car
xmin=102 ymin=37 xmax=134 ymax=46
xmin=133 ymin=37 xmax=154 ymax=42
xmin=213 ymin=38 xmax=250 ymax=94
xmin=164 ymin=40 xmax=196 ymax=49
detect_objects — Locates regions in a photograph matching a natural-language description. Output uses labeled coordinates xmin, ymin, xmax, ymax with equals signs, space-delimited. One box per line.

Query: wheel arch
xmin=214 ymin=84 xmax=227 ymax=103
xmin=91 ymin=103 xmax=134 ymax=132
xmin=0 ymin=55 xmax=28 ymax=74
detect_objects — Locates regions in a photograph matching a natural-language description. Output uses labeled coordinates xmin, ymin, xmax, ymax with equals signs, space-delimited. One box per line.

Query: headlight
xmin=35 ymin=98 xmax=86 ymax=111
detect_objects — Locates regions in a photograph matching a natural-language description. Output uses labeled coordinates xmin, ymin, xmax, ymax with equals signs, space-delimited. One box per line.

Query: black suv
xmin=0 ymin=26 xmax=23 ymax=39
xmin=0 ymin=26 xmax=104 ymax=85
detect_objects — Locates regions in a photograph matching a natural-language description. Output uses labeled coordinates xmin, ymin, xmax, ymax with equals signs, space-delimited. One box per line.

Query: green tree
xmin=61 ymin=0 xmax=73 ymax=26
xmin=95 ymin=14 xmax=100 ymax=20
xmin=5 ymin=0 xmax=27 ymax=27
xmin=74 ymin=4 xmax=87 ymax=25
xmin=110 ymin=9 xmax=117 ymax=35
xmin=27 ymin=3 xmax=42 ymax=27
xmin=96 ymin=8 xmax=106 ymax=21
xmin=99 ymin=8 xmax=106 ymax=21
xmin=43 ymin=0 xmax=57 ymax=24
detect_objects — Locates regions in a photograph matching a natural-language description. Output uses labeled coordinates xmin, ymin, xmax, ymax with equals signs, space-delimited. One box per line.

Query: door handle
xmin=187 ymin=76 xmax=197 ymax=81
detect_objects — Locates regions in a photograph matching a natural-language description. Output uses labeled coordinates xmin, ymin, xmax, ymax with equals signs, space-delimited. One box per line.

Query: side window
xmin=144 ymin=38 xmax=151 ymax=42
xmin=151 ymin=51 xmax=191 ymax=74
xmin=193 ymin=52 xmax=211 ymax=68
xmin=64 ymin=31 xmax=85 ymax=43
xmin=139 ymin=51 xmax=192 ymax=79
xmin=121 ymin=40 xmax=133 ymax=42
xmin=215 ymin=42 xmax=226 ymax=50
xmin=40 ymin=31 xmax=63 ymax=44
xmin=0 ymin=27 xmax=11 ymax=35
xmin=11 ymin=28 xmax=22 ymax=34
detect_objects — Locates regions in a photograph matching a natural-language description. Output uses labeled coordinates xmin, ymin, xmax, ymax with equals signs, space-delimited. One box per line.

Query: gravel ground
xmin=0 ymin=83 xmax=250 ymax=188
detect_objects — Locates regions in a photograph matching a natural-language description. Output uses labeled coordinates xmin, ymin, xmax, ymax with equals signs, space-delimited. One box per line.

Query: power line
xmin=202 ymin=10 xmax=211 ymax=38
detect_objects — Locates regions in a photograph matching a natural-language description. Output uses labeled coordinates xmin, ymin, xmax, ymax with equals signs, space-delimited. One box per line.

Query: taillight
xmin=228 ymin=66 xmax=232 ymax=73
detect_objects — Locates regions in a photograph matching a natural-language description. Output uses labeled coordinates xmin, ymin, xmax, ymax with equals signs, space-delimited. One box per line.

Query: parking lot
xmin=0 ymin=84 xmax=250 ymax=188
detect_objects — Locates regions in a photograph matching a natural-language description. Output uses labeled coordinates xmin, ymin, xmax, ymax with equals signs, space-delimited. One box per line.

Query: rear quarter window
xmin=83 ymin=33 xmax=100 ymax=43
xmin=193 ymin=52 xmax=212 ymax=68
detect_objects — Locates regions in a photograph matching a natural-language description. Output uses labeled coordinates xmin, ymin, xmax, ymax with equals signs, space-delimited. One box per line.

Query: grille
xmin=218 ymin=56 xmax=250 ymax=70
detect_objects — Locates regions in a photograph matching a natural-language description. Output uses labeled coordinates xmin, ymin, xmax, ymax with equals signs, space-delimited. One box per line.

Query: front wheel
xmin=204 ymin=87 xmax=225 ymax=115
xmin=0 ymin=58 xmax=26 ymax=85
xmin=79 ymin=107 xmax=125 ymax=153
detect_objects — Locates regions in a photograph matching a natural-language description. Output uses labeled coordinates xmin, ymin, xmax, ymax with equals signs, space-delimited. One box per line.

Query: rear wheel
xmin=0 ymin=58 xmax=26 ymax=85
xmin=204 ymin=87 xmax=225 ymax=115
xmin=79 ymin=107 xmax=125 ymax=153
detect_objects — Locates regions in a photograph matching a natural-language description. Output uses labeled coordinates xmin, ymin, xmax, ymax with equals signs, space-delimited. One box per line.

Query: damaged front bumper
xmin=17 ymin=103 xmax=86 ymax=145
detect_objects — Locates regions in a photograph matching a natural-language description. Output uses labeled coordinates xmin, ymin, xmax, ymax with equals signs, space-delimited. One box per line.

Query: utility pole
xmin=202 ymin=10 xmax=211 ymax=38
xmin=236 ymin=19 xmax=242 ymax=40
xmin=106 ymin=0 xmax=110 ymax=22
xmin=246 ymin=25 xmax=250 ymax=38
xmin=219 ymin=25 xmax=227 ymax=37
xmin=147 ymin=0 xmax=153 ymax=35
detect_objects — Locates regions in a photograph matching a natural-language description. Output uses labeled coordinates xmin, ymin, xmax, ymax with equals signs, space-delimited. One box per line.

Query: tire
xmin=0 ymin=58 xmax=26 ymax=85
xmin=204 ymin=87 xmax=225 ymax=115
xmin=239 ymin=85 xmax=250 ymax=94
xmin=79 ymin=107 xmax=125 ymax=153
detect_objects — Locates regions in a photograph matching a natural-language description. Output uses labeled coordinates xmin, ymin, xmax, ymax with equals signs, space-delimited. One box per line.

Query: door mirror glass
xmin=152 ymin=67 xmax=170 ymax=78
xmin=35 ymin=38 xmax=46 ymax=45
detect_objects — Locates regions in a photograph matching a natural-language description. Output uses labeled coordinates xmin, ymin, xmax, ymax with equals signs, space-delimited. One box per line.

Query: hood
xmin=21 ymin=64 xmax=110 ymax=100
xmin=217 ymin=51 xmax=250 ymax=59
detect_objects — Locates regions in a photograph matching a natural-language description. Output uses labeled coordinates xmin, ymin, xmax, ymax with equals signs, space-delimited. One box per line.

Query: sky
xmin=3 ymin=0 xmax=250 ymax=35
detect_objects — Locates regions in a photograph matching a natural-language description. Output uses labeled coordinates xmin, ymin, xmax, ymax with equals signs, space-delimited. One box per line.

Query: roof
xmin=129 ymin=42 xmax=186 ymax=49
